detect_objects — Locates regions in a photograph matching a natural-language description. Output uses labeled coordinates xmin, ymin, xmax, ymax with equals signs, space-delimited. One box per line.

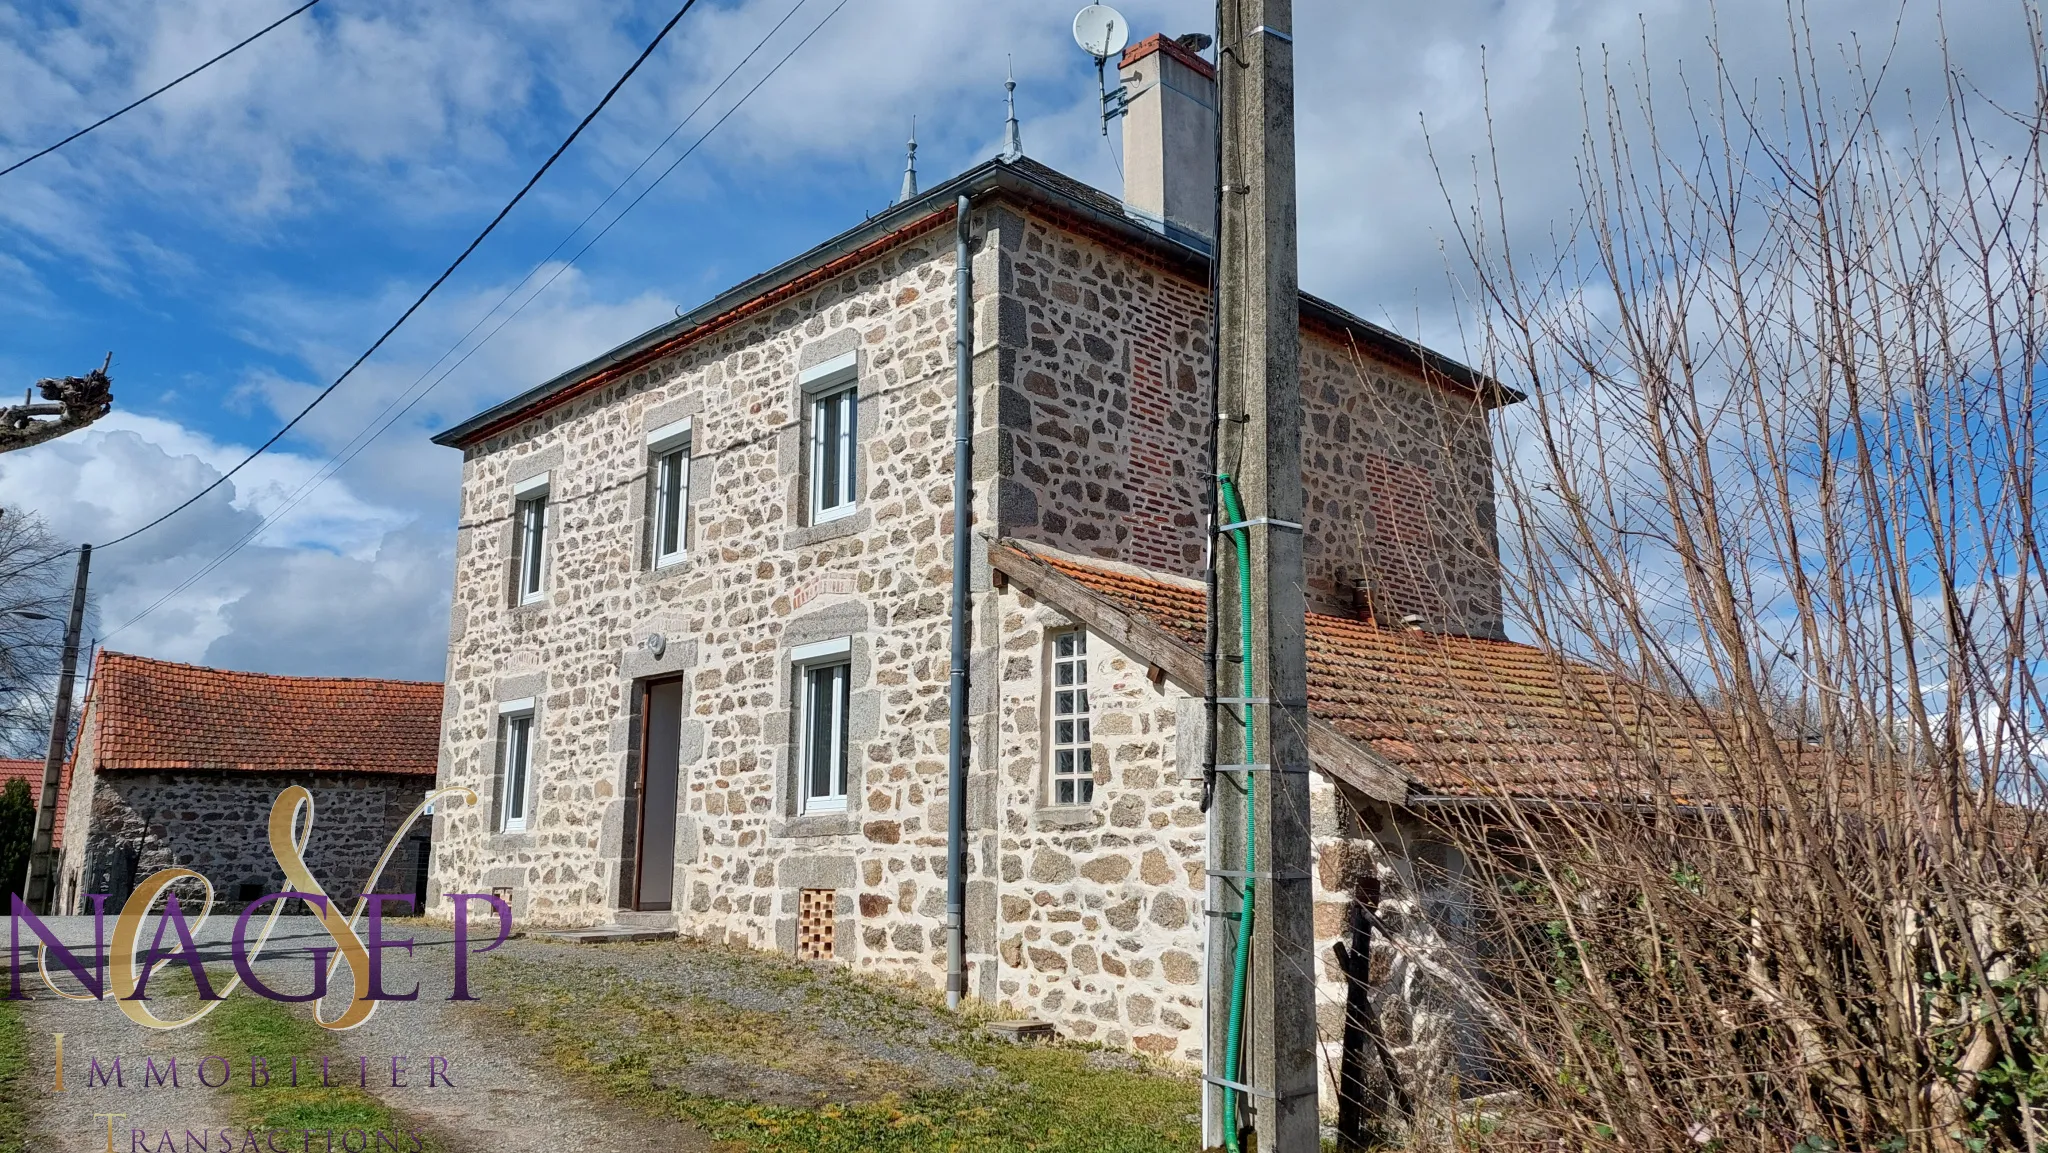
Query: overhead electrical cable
xmin=84 ymin=0 xmax=704 ymax=563
xmin=0 ymin=0 xmax=324 ymax=179
xmin=276 ymin=0 xmax=826 ymax=511
xmin=96 ymin=0 xmax=854 ymax=643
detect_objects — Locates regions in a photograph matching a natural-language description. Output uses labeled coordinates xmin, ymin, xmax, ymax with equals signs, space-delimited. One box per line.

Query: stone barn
xmin=53 ymin=651 xmax=443 ymax=915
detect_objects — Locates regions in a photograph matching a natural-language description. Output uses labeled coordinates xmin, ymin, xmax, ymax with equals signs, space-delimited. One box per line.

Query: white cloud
xmin=0 ymin=413 xmax=436 ymax=676
xmin=0 ymin=261 xmax=678 ymax=681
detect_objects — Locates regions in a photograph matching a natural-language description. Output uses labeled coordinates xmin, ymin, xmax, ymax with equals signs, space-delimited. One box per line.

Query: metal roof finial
xmin=1002 ymin=58 xmax=1023 ymax=161
xmin=898 ymin=118 xmax=918 ymax=203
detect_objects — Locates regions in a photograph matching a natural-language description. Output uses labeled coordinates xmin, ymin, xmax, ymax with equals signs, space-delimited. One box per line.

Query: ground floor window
xmin=1049 ymin=629 xmax=1094 ymax=804
xmin=499 ymin=705 xmax=535 ymax=832
xmin=794 ymin=640 xmax=851 ymax=812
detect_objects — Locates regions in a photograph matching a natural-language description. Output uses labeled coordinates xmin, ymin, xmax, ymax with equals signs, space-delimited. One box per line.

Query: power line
xmin=0 ymin=0 xmax=704 ymax=596
xmin=0 ymin=0 xmax=324 ymax=180
xmin=97 ymin=0 xmax=855 ymax=644
xmin=86 ymin=0 xmax=705 ymax=560
xmin=284 ymin=0 xmax=826 ymax=514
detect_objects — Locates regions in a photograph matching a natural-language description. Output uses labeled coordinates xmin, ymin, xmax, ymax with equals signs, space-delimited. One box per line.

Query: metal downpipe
xmin=944 ymin=194 xmax=974 ymax=1010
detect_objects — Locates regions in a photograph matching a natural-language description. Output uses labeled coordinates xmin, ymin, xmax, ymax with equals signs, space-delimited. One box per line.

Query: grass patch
xmin=0 ymin=997 xmax=28 ymax=1153
xmin=203 ymin=993 xmax=440 ymax=1148
xmin=476 ymin=950 xmax=1200 ymax=1153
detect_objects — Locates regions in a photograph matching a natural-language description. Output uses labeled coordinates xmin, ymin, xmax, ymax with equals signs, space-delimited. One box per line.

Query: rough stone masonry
xmin=430 ymin=162 xmax=1505 ymax=1101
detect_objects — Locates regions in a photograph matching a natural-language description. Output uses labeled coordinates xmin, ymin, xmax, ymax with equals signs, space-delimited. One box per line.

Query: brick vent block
xmin=798 ymin=887 xmax=835 ymax=960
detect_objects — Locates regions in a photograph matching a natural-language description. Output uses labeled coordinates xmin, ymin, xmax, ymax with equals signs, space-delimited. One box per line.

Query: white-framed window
xmin=513 ymin=472 xmax=550 ymax=604
xmin=1049 ymin=629 xmax=1094 ymax=805
xmin=647 ymin=419 xmax=692 ymax=567
xmin=801 ymin=353 xmax=858 ymax=523
xmin=793 ymin=637 xmax=852 ymax=812
xmin=498 ymin=700 xmax=536 ymax=833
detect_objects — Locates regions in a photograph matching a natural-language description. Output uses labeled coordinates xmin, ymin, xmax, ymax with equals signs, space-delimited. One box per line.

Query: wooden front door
xmin=634 ymin=679 xmax=683 ymax=911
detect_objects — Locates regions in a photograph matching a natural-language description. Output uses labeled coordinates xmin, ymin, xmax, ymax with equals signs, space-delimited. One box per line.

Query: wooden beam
xmin=987 ymin=542 xmax=1409 ymax=804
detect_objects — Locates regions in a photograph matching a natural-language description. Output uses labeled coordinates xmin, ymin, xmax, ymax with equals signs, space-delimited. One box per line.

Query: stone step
xmin=610 ymin=909 xmax=681 ymax=931
xmin=984 ymin=1020 xmax=1057 ymax=1044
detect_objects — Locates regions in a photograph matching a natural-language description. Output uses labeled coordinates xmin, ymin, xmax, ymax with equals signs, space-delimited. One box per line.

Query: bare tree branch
xmin=0 ymin=354 xmax=113 ymax=455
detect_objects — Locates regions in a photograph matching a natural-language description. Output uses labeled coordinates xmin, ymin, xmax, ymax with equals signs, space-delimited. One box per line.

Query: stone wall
xmin=988 ymin=585 xmax=1208 ymax=1058
xmin=986 ymin=579 xmax=1462 ymax=1101
xmin=1328 ymin=805 xmax=1498 ymax=1103
xmin=429 ymin=209 xmax=1007 ymax=982
xmin=990 ymin=209 xmax=1502 ymax=636
xmin=53 ymin=697 xmax=101 ymax=907
xmin=60 ymin=769 xmax=433 ymax=913
xmin=1297 ymin=337 xmax=1502 ymax=637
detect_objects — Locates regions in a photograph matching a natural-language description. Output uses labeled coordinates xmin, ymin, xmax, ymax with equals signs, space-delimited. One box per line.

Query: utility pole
xmin=1205 ymin=0 xmax=1317 ymax=1149
xmin=22 ymin=543 xmax=88 ymax=914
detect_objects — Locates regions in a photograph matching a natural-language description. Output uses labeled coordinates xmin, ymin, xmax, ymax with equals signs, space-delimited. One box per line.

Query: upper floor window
xmin=647 ymin=419 xmax=692 ymax=567
xmin=513 ymin=473 xmax=549 ymax=604
xmin=498 ymin=700 xmax=536 ymax=833
xmin=1049 ymin=629 xmax=1094 ymax=805
xmin=800 ymin=353 xmax=858 ymax=524
xmin=792 ymin=637 xmax=851 ymax=812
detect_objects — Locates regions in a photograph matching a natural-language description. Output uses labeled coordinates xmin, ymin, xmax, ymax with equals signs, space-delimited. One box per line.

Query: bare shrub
xmin=1398 ymin=5 xmax=2048 ymax=1150
xmin=0 ymin=509 xmax=72 ymax=759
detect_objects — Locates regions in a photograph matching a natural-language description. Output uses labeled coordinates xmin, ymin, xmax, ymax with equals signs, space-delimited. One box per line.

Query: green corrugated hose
xmin=1218 ymin=474 xmax=1256 ymax=1152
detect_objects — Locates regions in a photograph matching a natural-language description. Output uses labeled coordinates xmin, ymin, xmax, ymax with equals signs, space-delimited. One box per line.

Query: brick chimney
xmin=1118 ymin=34 xmax=1218 ymax=247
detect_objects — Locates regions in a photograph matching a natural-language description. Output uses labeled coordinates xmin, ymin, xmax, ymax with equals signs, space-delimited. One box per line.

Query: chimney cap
xmin=1119 ymin=32 xmax=1217 ymax=80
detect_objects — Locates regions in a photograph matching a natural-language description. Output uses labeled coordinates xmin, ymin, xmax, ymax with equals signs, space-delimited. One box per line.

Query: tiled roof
xmin=85 ymin=651 xmax=443 ymax=776
xmin=1007 ymin=546 xmax=1727 ymax=799
xmin=0 ymin=756 xmax=67 ymax=846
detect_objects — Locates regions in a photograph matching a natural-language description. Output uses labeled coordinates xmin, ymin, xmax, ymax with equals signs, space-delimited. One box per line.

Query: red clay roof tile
xmin=1026 ymin=550 xmax=1725 ymax=799
xmin=85 ymin=651 xmax=442 ymax=776
xmin=0 ymin=756 xmax=66 ymax=846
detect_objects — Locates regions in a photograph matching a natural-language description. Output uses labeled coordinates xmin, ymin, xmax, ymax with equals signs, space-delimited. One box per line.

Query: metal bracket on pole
xmin=1203 ymin=1073 xmax=1317 ymax=1101
xmin=1213 ymin=763 xmax=1311 ymax=775
xmin=1214 ymin=517 xmax=1303 ymax=533
xmin=1096 ymin=58 xmax=1128 ymax=133
xmin=1207 ymin=868 xmax=1312 ymax=882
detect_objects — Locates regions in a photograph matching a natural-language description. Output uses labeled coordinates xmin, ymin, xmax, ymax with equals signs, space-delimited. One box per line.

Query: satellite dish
xmin=1072 ymin=4 xmax=1130 ymax=61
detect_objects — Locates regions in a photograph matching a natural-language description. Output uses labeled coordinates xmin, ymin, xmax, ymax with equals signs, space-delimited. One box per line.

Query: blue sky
xmin=0 ymin=0 xmax=2025 ymax=681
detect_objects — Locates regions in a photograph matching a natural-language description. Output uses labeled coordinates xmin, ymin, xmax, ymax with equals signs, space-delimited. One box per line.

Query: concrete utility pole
xmin=22 ymin=543 xmax=88 ymax=913
xmin=1205 ymin=0 xmax=1317 ymax=1149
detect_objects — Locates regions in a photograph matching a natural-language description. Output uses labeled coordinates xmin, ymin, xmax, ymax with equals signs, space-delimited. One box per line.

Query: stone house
xmin=53 ymin=651 xmax=443 ymax=915
xmin=426 ymin=31 xmax=1583 ymax=1104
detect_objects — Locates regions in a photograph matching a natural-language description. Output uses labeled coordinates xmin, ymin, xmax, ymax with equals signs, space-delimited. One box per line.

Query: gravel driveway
xmin=11 ymin=916 xmax=716 ymax=1153
xmin=8 ymin=915 xmax=1198 ymax=1153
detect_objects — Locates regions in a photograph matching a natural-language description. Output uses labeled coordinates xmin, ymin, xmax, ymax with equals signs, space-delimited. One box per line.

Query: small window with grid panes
xmin=1049 ymin=629 xmax=1094 ymax=804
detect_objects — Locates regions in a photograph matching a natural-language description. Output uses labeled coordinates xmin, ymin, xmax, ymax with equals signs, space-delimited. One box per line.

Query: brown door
xmin=634 ymin=679 xmax=683 ymax=911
